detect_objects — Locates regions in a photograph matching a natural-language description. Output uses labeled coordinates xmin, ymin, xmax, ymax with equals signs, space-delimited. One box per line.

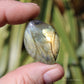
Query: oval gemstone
xmin=24 ymin=20 xmax=59 ymax=64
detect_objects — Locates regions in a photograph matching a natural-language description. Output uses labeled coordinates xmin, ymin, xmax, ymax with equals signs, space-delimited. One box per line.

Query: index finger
xmin=0 ymin=1 xmax=40 ymax=27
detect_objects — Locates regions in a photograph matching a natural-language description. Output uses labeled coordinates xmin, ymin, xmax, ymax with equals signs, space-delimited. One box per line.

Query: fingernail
xmin=31 ymin=3 xmax=39 ymax=7
xmin=26 ymin=3 xmax=40 ymax=14
xmin=43 ymin=67 xmax=63 ymax=83
xmin=27 ymin=3 xmax=40 ymax=9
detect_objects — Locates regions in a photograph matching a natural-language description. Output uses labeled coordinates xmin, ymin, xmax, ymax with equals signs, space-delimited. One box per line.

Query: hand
xmin=0 ymin=0 xmax=64 ymax=84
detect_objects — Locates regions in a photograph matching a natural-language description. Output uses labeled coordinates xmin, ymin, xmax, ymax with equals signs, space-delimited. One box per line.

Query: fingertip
xmin=56 ymin=64 xmax=64 ymax=77
xmin=26 ymin=3 xmax=40 ymax=14
xmin=23 ymin=3 xmax=40 ymax=19
xmin=43 ymin=64 xmax=64 ymax=83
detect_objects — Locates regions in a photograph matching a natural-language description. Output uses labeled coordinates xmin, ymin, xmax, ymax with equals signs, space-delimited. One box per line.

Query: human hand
xmin=0 ymin=0 xmax=64 ymax=84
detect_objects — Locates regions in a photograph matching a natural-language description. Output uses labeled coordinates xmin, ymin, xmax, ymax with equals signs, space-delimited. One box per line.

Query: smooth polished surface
xmin=24 ymin=20 xmax=59 ymax=64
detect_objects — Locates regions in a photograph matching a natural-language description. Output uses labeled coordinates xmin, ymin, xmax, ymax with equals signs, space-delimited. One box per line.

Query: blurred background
xmin=0 ymin=0 xmax=84 ymax=84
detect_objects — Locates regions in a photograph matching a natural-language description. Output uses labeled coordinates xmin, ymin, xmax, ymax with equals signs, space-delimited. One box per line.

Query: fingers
xmin=0 ymin=62 xmax=64 ymax=84
xmin=0 ymin=1 xmax=40 ymax=27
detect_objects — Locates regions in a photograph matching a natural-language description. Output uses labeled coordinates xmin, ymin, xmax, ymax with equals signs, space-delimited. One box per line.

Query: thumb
xmin=0 ymin=62 xmax=64 ymax=84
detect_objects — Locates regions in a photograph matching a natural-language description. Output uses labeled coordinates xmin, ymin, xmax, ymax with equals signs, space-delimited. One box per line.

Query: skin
xmin=0 ymin=0 xmax=64 ymax=84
